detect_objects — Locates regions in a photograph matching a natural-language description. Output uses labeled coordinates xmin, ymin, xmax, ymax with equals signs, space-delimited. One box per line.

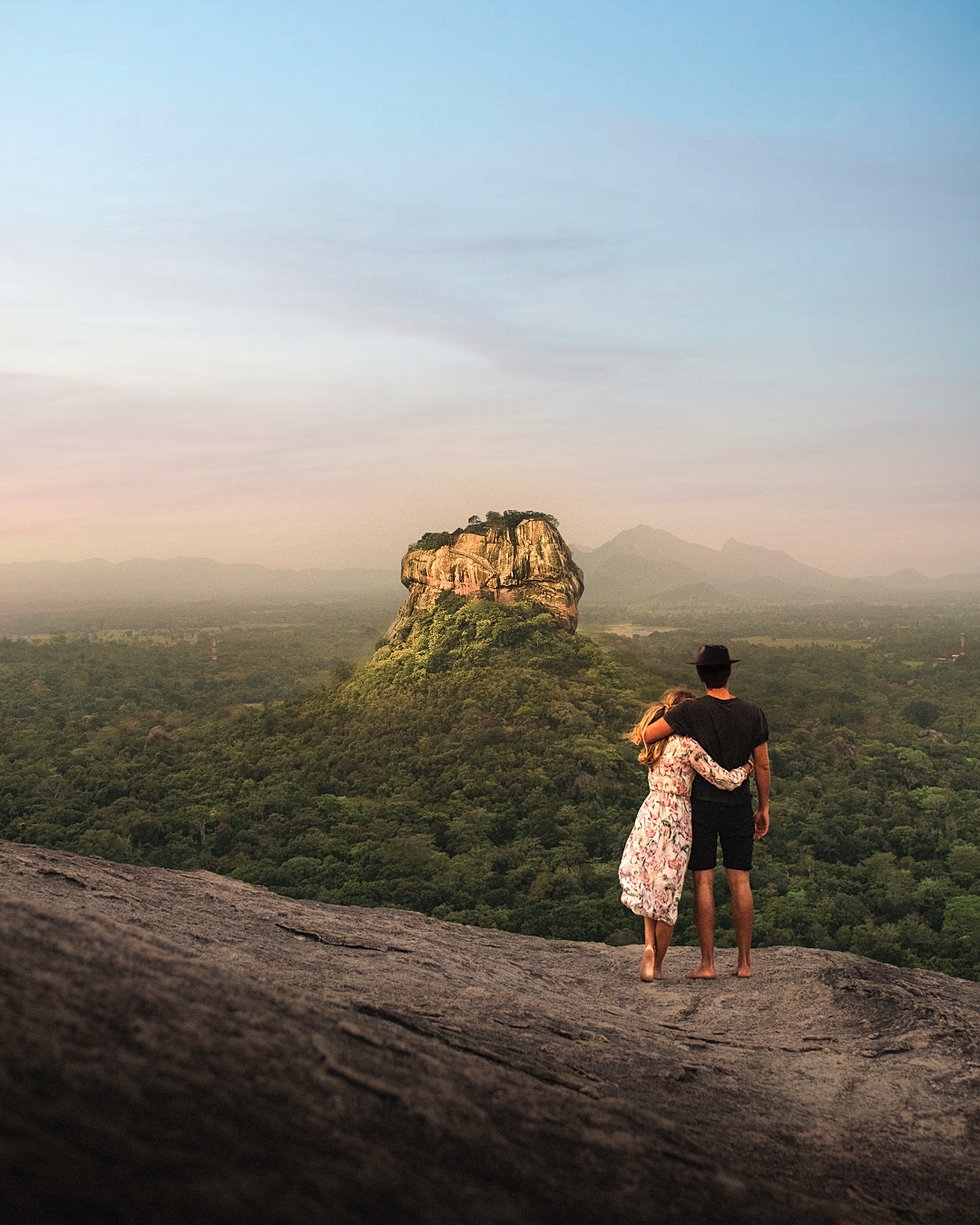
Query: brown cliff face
xmin=389 ymin=514 xmax=585 ymax=635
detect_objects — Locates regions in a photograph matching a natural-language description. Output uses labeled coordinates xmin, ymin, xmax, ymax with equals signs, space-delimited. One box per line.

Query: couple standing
xmin=619 ymin=644 xmax=770 ymax=981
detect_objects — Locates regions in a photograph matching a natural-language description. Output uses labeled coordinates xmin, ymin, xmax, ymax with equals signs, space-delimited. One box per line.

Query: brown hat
xmin=687 ymin=644 xmax=740 ymax=667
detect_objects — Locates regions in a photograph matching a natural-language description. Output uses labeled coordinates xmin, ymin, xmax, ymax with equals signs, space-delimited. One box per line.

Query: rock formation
xmin=2 ymin=840 xmax=979 ymax=1225
xmin=389 ymin=512 xmax=585 ymax=636
xmin=143 ymin=724 xmax=169 ymax=749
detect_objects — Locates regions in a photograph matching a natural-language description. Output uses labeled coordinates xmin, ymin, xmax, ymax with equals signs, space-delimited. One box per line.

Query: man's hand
xmin=751 ymin=744 xmax=770 ymax=840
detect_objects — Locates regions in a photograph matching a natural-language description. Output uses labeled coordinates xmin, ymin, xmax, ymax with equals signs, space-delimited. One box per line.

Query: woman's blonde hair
xmin=625 ymin=687 xmax=697 ymax=766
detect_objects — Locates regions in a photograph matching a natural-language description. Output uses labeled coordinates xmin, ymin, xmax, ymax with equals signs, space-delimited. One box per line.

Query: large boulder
xmin=390 ymin=513 xmax=585 ymax=635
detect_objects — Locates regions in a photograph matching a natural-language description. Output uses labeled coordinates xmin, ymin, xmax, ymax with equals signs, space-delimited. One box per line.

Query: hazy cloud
xmin=1 ymin=2 xmax=977 ymax=574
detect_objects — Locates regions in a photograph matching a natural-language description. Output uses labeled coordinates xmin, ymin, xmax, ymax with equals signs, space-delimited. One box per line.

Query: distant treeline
xmin=0 ymin=597 xmax=977 ymax=980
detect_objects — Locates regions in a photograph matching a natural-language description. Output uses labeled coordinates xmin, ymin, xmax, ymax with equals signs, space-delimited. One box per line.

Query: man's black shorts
xmin=689 ymin=796 xmax=755 ymax=872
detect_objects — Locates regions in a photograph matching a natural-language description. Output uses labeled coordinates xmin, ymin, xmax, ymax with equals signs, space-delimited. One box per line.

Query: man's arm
xmin=641 ymin=717 xmax=674 ymax=745
xmin=751 ymin=742 xmax=771 ymax=839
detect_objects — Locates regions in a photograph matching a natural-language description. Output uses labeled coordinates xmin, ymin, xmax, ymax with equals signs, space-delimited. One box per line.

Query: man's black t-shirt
xmin=664 ymin=696 xmax=768 ymax=806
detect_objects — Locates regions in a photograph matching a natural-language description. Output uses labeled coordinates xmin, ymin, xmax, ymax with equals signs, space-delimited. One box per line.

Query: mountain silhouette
xmin=581 ymin=526 xmax=980 ymax=607
xmin=0 ymin=530 xmax=978 ymax=611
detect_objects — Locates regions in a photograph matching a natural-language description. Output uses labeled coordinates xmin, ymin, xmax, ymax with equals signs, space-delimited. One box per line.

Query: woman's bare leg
xmin=640 ymin=916 xmax=656 ymax=981
xmin=652 ymin=920 xmax=674 ymax=977
xmin=640 ymin=916 xmax=674 ymax=981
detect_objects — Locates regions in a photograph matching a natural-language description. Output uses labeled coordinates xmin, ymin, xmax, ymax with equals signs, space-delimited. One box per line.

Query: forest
xmin=0 ymin=595 xmax=977 ymax=980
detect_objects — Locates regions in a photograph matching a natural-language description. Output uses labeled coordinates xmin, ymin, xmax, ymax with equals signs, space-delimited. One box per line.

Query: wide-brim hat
xmin=687 ymin=643 xmax=739 ymax=667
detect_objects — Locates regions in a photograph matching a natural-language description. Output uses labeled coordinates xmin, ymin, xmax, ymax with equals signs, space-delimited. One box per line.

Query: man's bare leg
xmin=685 ymin=870 xmax=717 ymax=978
xmin=726 ymin=868 xmax=754 ymax=977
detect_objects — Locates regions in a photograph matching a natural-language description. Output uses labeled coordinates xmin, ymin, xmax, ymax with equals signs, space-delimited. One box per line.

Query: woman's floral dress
xmin=619 ymin=735 xmax=751 ymax=925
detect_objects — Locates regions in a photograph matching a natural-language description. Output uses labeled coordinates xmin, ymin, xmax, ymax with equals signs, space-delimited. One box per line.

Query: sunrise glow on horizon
xmin=2 ymin=1 xmax=978 ymax=577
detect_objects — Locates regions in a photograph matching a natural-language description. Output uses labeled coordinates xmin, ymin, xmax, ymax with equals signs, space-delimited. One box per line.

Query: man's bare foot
xmin=732 ymin=964 xmax=752 ymax=978
xmin=685 ymin=965 xmax=716 ymax=980
xmin=640 ymin=945 xmax=656 ymax=982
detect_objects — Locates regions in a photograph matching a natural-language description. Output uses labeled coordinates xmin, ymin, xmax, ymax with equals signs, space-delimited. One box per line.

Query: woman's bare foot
xmin=640 ymin=945 xmax=656 ymax=982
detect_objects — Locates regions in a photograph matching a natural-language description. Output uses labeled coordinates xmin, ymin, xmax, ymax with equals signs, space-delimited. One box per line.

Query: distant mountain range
xmin=0 ymin=557 xmax=404 ymax=606
xmin=0 ymin=527 xmax=977 ymax=609
xmin=576 ymin=526 xmax=980 ymax=607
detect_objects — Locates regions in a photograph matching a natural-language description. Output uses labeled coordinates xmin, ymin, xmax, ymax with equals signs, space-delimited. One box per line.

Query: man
xmin=642 ymin=644 xmax=770 ymax=978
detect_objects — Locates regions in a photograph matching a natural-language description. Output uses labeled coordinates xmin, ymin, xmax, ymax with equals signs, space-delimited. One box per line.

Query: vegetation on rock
xmin=408 ymin=511 xmax=560 ymax=552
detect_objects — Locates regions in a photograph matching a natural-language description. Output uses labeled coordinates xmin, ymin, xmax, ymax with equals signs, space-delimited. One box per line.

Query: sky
xmin=2 ymin=0 xmax=978 ymax=578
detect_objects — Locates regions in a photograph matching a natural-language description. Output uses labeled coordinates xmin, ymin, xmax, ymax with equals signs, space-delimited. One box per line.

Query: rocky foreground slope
xmin=1 ymin=841 xmax=978 ymax=1225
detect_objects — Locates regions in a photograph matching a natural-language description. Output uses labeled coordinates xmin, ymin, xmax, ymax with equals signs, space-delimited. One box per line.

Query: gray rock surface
xmin=2 ymin=840 xmax=978 ymax=1225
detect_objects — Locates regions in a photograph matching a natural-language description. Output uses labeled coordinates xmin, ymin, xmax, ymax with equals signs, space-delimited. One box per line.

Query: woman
xmin=619 ymin=687 xmax=752 ymax=982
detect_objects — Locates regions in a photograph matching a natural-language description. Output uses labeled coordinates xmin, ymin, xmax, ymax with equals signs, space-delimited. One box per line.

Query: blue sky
xmin=2 ymin=1 xmax=978 ymax=576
